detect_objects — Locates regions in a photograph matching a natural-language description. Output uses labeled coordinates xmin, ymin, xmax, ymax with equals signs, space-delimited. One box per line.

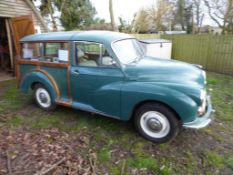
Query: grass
xmin=9 ymin=116 xmax=24 ymax=128
xmin=2 ymin=86 xmax=25 ymax=110
xmin=205 ymin=151 xmax=225 ymax=169
xmin=98 ymin=147 xmax=110 ymax=163
xmin=31 ymin=115 xmax=61 ymax=129
xmin=0 ymin=72 xmax=233 ymax=174
xmin=128 ymin=157 xmax=158 ymax=172
xmin=207 ymin=73 xmax=233 ymax=124
xmin=226 ymin=156 xmax=233 ymax=170
xmin=185 ymin=151 xmax=198 ymax=173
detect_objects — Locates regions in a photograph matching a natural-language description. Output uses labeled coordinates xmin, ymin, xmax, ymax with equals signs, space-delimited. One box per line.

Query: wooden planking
xmin=17 ymin=59 xmax=68 ymax=69
xmin=0 ymin=0 xmax=33 ymax=16
xmin=161 ymin=34 xmax=233 ymax=75
xmin=11 ymin=15 xmax=36 ymax=56
xmin=0 ymin=0 xmax=47 ymax=32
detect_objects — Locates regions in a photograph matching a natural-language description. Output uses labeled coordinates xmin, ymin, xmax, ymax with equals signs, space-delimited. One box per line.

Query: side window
xmin=22 ymin=43 xmax=42 ymax=60
xmin=44 ymin=42 xmax=69 ymax=63
xmin=75 ymin=42 xmax=117 ymax=67
xmin=21 ymin=42 xmax=69 ymax=63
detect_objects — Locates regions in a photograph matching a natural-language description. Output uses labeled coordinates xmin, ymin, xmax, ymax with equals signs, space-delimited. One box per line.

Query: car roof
xmin=20 ymin=30 xmax=134 ymax=45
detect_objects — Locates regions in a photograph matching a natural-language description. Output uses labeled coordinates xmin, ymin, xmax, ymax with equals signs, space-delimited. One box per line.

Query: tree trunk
xmin=48 ymin=0 xmax=57 ymax=31
xmin=109 ymin=0 xmax=118 ymax=31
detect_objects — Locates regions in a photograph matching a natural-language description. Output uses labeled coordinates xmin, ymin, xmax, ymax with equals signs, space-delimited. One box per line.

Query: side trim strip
xmin=17 ymin=59 xmax=68 ymax=68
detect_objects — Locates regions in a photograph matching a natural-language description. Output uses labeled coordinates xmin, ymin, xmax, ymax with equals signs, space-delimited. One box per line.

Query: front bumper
xmin=183 ymin=96 xmax=214 ymax=129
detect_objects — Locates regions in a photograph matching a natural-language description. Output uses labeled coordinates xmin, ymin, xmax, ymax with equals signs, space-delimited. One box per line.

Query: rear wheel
xmin=33 ymin=84 xmax=56 ymax=111
xmin=134 ymin=102 xmax=180 ymax=143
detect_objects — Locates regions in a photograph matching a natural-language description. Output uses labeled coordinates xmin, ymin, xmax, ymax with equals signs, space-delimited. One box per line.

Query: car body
xmin=17 ymin=31 xmax=214 ymax=142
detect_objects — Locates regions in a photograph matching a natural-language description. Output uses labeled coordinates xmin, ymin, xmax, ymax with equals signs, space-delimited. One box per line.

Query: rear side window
xmin=44 ymin=43 xmax=69 ymax=62
xmin=21 ymin=42 xmax=69 ymax=63
xmin=22 ymin=43 xmax=42 ymax=60
xmin=45 ymin=43 xmax=61 ymax=56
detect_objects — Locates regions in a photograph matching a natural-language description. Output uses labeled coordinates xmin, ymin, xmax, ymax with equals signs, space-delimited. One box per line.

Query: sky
xmin=34 ymin=0 xmax=215 ymax=29
xmin=90 ymin=0 xmax=155 ymax=24
xmin=90 ymin=0 xmax=215 ymax=26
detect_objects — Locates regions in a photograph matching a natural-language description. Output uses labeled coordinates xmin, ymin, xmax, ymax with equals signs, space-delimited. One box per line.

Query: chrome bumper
xmin=183 ymin=96 xmax=214 ymax=129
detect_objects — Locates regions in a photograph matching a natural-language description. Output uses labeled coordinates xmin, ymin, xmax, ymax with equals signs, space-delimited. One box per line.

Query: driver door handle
xmin=72 ymin=70 xmax=79 ymax=76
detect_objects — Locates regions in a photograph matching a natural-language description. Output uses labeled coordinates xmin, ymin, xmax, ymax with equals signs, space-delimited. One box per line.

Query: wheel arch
xmin=120 ymin=83 xmax=199 ymax=123
xmin=31 ymin=81 xmax=40 ymax=90
xmin=131 ymin=100 xmax=181 ymax=122
xmin=19 ymin=70 xmax=60 ymax=101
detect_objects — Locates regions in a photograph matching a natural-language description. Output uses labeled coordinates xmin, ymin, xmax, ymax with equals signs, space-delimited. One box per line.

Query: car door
xmin=70 ymin=41 xmax=124 ymax=118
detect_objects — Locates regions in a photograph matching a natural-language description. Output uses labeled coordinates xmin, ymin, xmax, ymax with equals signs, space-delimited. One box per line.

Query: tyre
xmin=134 ymin=102 xmax=180 ymax=143
xmin=33 ymin=84 xmax=56 ymax=111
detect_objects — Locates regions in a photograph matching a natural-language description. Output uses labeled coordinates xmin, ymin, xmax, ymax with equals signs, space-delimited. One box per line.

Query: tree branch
xmin=34 ymin=157 xmax=65 ymax=175
xmin=204 ymin=0 xmax=223 ymax=28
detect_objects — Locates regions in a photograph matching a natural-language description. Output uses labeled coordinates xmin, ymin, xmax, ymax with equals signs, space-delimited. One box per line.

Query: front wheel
xmin=134 ymin=102 xmax=180 ymax=143
xmin=34 ymin=84 xmax=56 ymax=111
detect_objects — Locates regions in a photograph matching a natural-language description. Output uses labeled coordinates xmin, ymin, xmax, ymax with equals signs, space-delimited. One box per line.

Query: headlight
xmin=200 ymin=89 xmax=206 ymax=101
xmin=202 ymin=70 xmax=207 ymax=84
xmin=198 ymin=89 xmax=207 ymax=116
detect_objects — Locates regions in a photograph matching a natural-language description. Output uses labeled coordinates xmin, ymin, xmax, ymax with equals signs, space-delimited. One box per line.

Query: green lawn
xmin=0 ymin=72 xmax=232 ymax=175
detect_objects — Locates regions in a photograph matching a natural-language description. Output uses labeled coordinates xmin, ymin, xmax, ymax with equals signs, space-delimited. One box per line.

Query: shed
xmin=140 ymin=39 xmax=172 ymax=59
xmin=0 ymin=0 xmax=48 ymax=79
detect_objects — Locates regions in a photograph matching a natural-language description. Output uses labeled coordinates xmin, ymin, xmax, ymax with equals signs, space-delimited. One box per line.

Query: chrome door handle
xmin=72 ymin=70 xmax=79 ymax=76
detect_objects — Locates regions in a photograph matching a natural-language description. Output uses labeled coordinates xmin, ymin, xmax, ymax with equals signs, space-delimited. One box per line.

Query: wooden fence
xmin=161 ymin=35 xmax=233 ymax=75
xmin=134 ymin=34 xmax=233 ymax=75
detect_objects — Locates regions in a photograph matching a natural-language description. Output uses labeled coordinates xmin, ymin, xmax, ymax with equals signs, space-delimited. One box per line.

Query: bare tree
xmin=175 ymin=0 xmax=186 ymax=30
xmin=133 ymin=8 xmax=150 ymax=33
xmin=37 ymin=0 xmax=58 ymax=31
xmin=204 ymin=0 xmax=233 ymax=34
xmin=184 ymin=4 xmax=193 ymax=34
xmin=193 ymin=0 xmax=205 ymax=33
xmin=146 ymin=0 xmax=172 ymax=31
xmin=171 ymin=0 xmax=195 ymax=33
xmin=109 ymin=0 xmax=118 ymax=31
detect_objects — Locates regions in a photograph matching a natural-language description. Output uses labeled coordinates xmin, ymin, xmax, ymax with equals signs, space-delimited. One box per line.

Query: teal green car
xmin=18 ymin=31 xmax=214 ymax=143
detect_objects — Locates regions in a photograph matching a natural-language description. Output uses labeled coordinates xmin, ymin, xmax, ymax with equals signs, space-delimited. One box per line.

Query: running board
xmin=55 ymin=99 xmax=72 ymax=107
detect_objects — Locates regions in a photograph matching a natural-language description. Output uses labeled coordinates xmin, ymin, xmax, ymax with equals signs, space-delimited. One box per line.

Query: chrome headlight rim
xmin=200 ymin=89 xmax=207 ymax=101
xmin=198 ymin=89 xmax=207 ymax=116
xmin=202 ymin=70 xmax=207 ymax=84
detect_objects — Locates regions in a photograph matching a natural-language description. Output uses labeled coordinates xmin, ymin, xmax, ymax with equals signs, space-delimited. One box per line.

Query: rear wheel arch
xmin=30 ymin=80 xmax=57 ymax=102
xmin=31 ymin=81 xmax=41 ymax=90
xmin=20 ymin=71 xmax=59 ymax=101
xmin=31 ymin=82 xmax=53 ymax=98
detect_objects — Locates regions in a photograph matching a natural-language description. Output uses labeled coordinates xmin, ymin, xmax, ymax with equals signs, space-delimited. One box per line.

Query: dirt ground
xmin=0 ymin=72 xmax=232 ymax=175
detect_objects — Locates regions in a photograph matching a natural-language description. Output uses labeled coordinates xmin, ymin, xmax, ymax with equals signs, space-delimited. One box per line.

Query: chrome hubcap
xmin=147 ymin=118 xmax=162 ymax=132
xmin=39 ymin=92 xmax=48 ymax=103
xmin=140 ymin=111 xmax=170 ymax=138
xmin=36 ymin=88 xmax=51 ymax=108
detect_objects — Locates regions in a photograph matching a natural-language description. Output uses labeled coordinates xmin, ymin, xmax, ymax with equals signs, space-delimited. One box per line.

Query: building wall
xmin=0 ymin=0 xmax=47 ymax=32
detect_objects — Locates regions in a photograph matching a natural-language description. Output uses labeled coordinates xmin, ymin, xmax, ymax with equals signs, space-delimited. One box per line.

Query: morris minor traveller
xmin=17 ymin=31 xmax=214 ymax=143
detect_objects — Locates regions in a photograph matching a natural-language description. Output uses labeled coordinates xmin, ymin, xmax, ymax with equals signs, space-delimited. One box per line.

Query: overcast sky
xmin=90 ymin=0 xmax=215 ymax=26
xmin=90 ymin=0 xmax=155 ymax=24
xmin=34 ymin=0 xmax=215 ymax=29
